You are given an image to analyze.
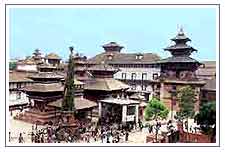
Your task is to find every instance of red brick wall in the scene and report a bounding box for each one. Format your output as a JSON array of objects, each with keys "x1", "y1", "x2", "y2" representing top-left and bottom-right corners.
[{"x1": 179, "y1": 132, "x2": 211, "y2": 143}]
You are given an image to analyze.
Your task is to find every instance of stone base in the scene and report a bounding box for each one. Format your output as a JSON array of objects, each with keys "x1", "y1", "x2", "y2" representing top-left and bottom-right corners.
[{"x1": 14, "y1": 109, "x2": 61, "y2": 125}]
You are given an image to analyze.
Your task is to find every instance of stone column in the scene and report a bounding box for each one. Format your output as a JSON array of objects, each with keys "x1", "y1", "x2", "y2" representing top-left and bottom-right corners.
[
  {"x1": 135, "y1": 105, "x2": 139, "y2": 124},
  {"x1": 98, "y1": 102, "x2": 102, "y2": 118},
  {"x1": 122, "y1": 105, "x2": 127, "y2": 124}
]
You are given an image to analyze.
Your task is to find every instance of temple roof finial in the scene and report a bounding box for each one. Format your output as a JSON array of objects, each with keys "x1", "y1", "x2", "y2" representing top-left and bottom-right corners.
[
  {"x1": 69, "y1": 46, "x2": 74, "y2": 54},
  {"x1": 178, "y1": 25, "x2": 184, "y2": 35}
]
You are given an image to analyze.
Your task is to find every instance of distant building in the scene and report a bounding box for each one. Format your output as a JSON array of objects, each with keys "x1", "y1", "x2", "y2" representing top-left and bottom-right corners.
[
  {"x1": 196, "y1": 61, "x2": 216, "y2": 80},
  {"x1": 88, "y1": 42, "x2": 161, "y2": 100},
  {"x1": 45, "y1": 53, "x2": 61, "y2": 66},
  {"x1": 201, "y1": 77, "x2": 216, "y2": 103},
  {"x1": 16, "y1": 49, "x2": 64, "y2": 72},
  {"x1": 16, "y1": 49, "x2": 44, "y2": 72},
  {"x1": 9, "y1": 71, "x2": 34, "y2": 111}
]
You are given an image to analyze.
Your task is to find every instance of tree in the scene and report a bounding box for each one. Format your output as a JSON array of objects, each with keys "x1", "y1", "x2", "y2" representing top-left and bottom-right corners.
[
  {"x1": 62, "y1": 46, "x2": 75, "y2": 112},
  {"x1": 144, "y1": 97, "x2": 169, "y2": 142},
  {"x1": 195, "y1": 102, "x2": 216, "y2": 142},
  {"x1": 9, "y1": 62, "x2": 17, "y2": 70},
  {"x1": 176, "y1": 85, "x2": 196, "y2": 142},
  {"x1": 144, "y1": 97, "x2": 169, "y2": 121}
]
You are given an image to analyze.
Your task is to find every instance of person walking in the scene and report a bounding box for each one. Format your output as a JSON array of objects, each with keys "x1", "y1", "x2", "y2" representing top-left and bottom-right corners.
[
  {"x1": 125, "y1": 131, "x2": 129, "y2": 142},
  {"x1": 18, "y1": 133, "x2": 24, "y2": 143},
  {"x1": 9, "y1": 132, "x2": 11, "y2": 142}
]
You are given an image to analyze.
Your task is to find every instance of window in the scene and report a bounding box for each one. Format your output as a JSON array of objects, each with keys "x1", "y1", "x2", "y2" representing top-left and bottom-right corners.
[
  {"x1": 122, "y1": 73, "x2": 127, "y2": 80},
  {"x1": 153, "y1": 73, "x2": 159, "y2": 80},
  {"x1": 17, "y1": 83, "x2": 21, "y2": 89},
  {"x1": 142, "y1": 73, "x2": 147, "y2": 80},
  {"x1": 127, "y1": 106, "x2": 136, "y2": 115},
  {"x1": 131, "y1": 73, "x2": 137, "y2": 80}
]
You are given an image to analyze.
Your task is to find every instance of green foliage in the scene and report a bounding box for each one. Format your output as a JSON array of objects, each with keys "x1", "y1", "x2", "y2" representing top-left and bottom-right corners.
[
  {"x1": 9, "y1": 62, "x2": 17, "y2": 70},
  {"x1": 195, "y1": 102, "x2": 216, "y2": 136},
  {"x1": 62, "y1": 47, "x2": 75, "y2": 112},
  {"x1": 144, "y1": 97, "x2": 169, "y2": 120},
  {"x1": 176, "y1": 86, "x2": 196, "y2": 120}
]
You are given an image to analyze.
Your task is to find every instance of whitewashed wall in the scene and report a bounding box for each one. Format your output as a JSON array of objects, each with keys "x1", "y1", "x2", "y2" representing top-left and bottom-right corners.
[
  {"x1": 114, "y1": 67, "x2": 160, "y2": 95},
  {"x1": 114, "y1": 67, "x2": 160, "y2": 81},
  {"x1": 16, "y1": 64, "x2": 37, "y2": 72},
  {"x1": 9, "y1": 91, "x2": 29, "y2": 104}
]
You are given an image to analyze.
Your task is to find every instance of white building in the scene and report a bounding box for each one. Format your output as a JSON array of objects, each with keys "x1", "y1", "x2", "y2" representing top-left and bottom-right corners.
[
  {"x1": 88, "y1": 42, "x2": 161, "y2": 100},
  {"x1": 9, "y1": 71, "x2": 34, "y2": 110}
]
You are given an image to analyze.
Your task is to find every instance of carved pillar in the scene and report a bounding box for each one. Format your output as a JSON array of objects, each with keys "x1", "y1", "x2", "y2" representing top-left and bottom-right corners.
[{"x1": 122, "y1": 105, "x2": 127, "y2": 124}]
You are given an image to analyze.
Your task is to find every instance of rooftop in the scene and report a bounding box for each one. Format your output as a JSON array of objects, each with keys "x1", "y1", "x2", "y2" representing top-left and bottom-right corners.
[
  {"x1": 100, "y1": 97, "x2": 140, "y2": 105},
  {"x1": 46, "y1": 53, "x2": 61, "y2": 60},
  {"x1": 102, "y1": 42, "x2": 124, "y2": 48},
  {"x1": 48, "y1": 97, "x2": 97, "y2": 110},
  {"x1": 171, "y1": 27, "x2": 191, "y2": 42},
  {"x1": 202, "y1": 78, "x2": 216, "y2": 91},
  {"x1": 28, "y1": 72, "x2": 64, "y2": 80},
  {"x1": 22, "y1": 83, "x2": 64, "y2": 92},
  {"x1": 157, "y1": 56, "x2": 201, "y2": 64},
  {"x1": 84, "y1": 78, "x2": 130, "y2": 91},
  {"x1": 88, "y1": 52, "x2": 160, "y2": 65},
  {"x1": 9, "y1": 71, "x2": 34, "y2": 83},
  {"x1": 87, "y1": 64, "x2": 119, "y2": 72}
]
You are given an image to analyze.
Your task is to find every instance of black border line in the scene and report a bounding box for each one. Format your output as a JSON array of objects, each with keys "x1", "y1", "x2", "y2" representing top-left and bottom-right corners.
[{"x1": 5, "y1": 3, "x2": 221, "y2": 148}]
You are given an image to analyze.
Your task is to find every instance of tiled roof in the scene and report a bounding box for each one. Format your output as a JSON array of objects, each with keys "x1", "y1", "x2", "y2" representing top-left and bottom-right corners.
[
  {"x1": 87, "y1": 64, "x2": 119, "y2": 72},
  {"x1": 9, "y1": 71, "x2": 34, "y2": 83},
  {"x1": 48, "y1": 97, "x2": 97, "y2": 110},
  {"x1": 28, "y1": 72, "x2": 64, "y2": 79},
  {"x1": 102, "y1": 42, "x2": 124, "y2": 48},
  {"x1": 202, "y1": 78, "x2": 216, "y2": 91},
  {"x1": 84, "y1": 78, "x2": 129, "y2": 91},
  {"x1": 164, "y1": 45, "x2": 197, "y2": 52},
  {"x1": 46, "y1": 53, "x2": 61, "y2": 59},
  {"x1": 202, "y1": 61, "x2": 216, "y2": 68},
  {"x1": 88, "y1": 52, "x2": 160, "y2": 64},
  {"x1": 196, "y1": 61, "x2": 216, "y2": 80},
  {"x1": 17, "y1": 58, "x2": 36, "y2": 65},
  {"x1": 157, "y1": 56, "x2": 201, "y2": 64},
  {"x1": 129, "y1": 93, "x2": 146, "y2": 101},
  {"x1": 22, "y1": 83, "x2": 64, "y2": 92}
]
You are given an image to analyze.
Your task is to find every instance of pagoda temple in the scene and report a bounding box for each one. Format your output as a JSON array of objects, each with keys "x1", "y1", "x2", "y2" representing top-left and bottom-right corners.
[
  {"x1": 15, "y1": 47, "x2": 97, "y2": 125},
  {"x1": 15, "y1": 70, "x2": 65, "y2": 124},
  {"x1": 84, "y1": 63, "x2": 140, "y2": 125},
  {"x1": 152, "y1": 28, "x2": 205, "y2": 117}
]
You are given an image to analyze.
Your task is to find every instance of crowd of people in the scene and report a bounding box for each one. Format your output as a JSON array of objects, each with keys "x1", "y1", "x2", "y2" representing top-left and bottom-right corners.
[
  {"x1": 10, "y1": 119, "x2": 150, "y2": 143},
  {"x1": 9, "y1": 117, "x2": 180, "y2": 143}
]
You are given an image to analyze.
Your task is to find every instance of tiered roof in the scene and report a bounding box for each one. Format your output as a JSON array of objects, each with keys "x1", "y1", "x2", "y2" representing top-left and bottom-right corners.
[
  {"x1": 28, "y1": 72, "x2": 64, "y2": 80},
  {"x1": 164, "y1": 28, "x2": 198, "y2": 57},
  {"x1": 102, "y1": 42, "x2": 124, "y2": 53},
  {"x1": 9, "y1": 71, "x2": 34, "y2": 83},
  {"x1": 46, "y1": 53, "x2": 61, "y2": 60},
  {"x1": 22, "y1": 83, "x2": 64, "y2": 92},
  {"x1": 84, "y1": 78, "x2": 129, "y2": 91},
  {"x1": 48, "y1": 97, "x2": 97, "y2": 110}
]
